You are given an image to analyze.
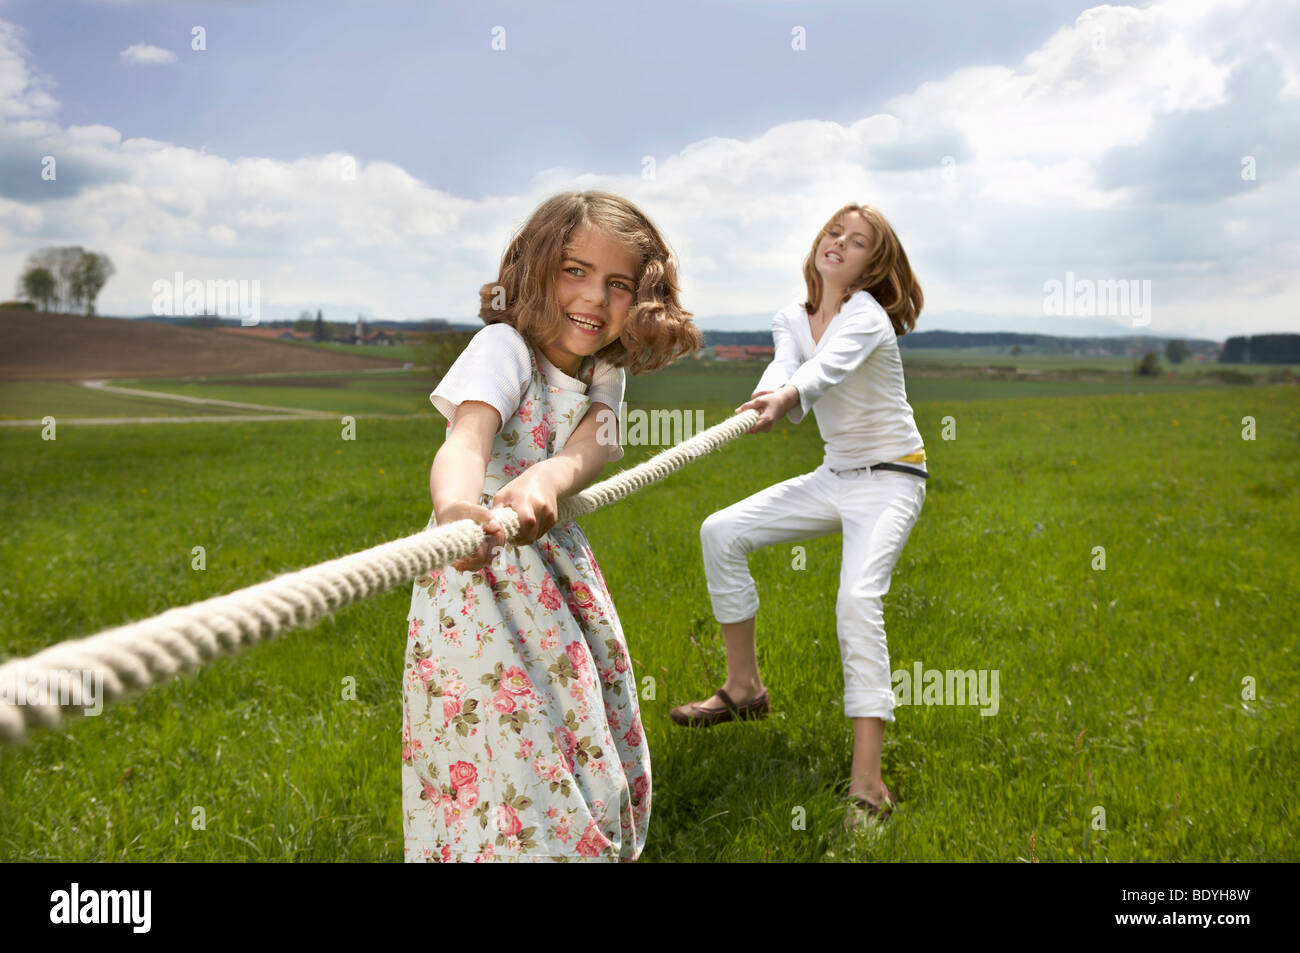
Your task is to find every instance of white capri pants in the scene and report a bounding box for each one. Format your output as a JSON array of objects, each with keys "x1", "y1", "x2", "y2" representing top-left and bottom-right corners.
[{"x1": 700, "y1": 462, "x2": 926, "y2": 721}]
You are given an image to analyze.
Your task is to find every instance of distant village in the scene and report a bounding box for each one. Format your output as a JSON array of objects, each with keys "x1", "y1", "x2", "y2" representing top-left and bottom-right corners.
[{"x1": 232, "y1": 318, "x2": 399, "y2": 347}]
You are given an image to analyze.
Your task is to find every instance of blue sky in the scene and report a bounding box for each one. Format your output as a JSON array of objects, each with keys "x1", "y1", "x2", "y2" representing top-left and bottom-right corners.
[
  {"x1": 1, "y1": 0, "x2": 1297, "y2": 338},
  {"x1": 8, "y1": 0, "x2": 1093, "y2": 201}
]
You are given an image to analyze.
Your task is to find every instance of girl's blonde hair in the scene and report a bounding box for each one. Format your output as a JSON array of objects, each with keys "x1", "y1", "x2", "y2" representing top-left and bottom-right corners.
[
  {"x1": 478, "y1": 190, "x2": 701, "y2": 374},
  {"x1": 801, "y1": 204, "x2": 923, "y2": 336}
]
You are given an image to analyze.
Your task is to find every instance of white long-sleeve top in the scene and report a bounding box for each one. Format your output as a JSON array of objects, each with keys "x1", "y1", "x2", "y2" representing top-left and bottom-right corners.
[{"x1": 751, "y1": 289, "x2": 924, "y2": 470}]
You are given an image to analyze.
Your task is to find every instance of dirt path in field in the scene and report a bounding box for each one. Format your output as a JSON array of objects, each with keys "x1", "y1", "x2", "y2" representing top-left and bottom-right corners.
[
  {"x1": 79, "y1": 378, "x2": 328, "y2": 415},
  {"x1": 0, "y1": 379, "x2": 427, "y2": 427},
  {"x1": 0, "y1": 412, "x2": 422, "y2": 427}
]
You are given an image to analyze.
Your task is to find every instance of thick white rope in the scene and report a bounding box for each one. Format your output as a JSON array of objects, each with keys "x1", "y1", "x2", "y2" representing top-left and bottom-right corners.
[{"x1": 0, "y1": 409, "x2": 760, "y2": 746}]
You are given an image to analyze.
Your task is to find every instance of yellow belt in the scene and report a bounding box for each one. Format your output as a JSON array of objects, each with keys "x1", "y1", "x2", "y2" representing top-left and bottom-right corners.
[{"x1": 895, "y1": 449, "x2": 926, "y2": 464}]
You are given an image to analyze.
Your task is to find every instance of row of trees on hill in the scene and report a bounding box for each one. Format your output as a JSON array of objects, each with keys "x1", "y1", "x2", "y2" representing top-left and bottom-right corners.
[
  {"x1": 1220, "y1": 335, "x2": 1300, "y2": 364},
  {"x1": 14, "y1": 246, "x2": 115, "y2": 315},
  {"x1": 897, "y1": 330, "x2": 1219, "y2": 357}
]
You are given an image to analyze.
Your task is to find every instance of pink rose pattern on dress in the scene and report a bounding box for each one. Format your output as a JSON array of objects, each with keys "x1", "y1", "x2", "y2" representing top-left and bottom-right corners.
[
  {"x1": 403, "y1": 345, "x2": 647, "y2": 863},
  {"x1": 538, "y1": 574, "x2": 563, "y2": 611}
]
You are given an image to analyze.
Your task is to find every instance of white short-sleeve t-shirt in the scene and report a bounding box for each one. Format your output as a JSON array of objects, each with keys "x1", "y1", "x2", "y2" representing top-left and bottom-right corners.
[{"x1": 430, "y1": 322, "x2": 625, "y2": 462}]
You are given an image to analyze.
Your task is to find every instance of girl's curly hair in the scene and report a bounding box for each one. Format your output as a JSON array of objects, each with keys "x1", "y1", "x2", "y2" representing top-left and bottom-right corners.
[{"x1": 478, "y1": 190, "x2": 701, "y2": 375}]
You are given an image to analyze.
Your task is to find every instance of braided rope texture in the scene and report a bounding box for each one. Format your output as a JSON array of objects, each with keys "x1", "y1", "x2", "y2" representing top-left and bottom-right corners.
[{"x1": 0, "y1": 409, "x2": 760, "y2": 746}]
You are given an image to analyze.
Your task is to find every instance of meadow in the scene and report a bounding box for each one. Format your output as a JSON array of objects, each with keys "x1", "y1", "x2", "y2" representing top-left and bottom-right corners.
[
  {"x1": 5, "y1": 351, "x2": 1286, "y2": 421},
  {"x1": 0, "y1": 381, "x2": 271, "y2": 420},
  {"x1": 0, "y1": 365, "x2": 1296, "y2": 862}
]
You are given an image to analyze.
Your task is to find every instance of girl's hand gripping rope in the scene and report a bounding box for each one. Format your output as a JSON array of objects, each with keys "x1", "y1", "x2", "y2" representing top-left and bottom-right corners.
[
  {"x1": 492, "y1": 467, "x2": 560, "y2": 546},
  {"x1": 734, "y1": 385, "x2": 799, "y2": 433},
  {"x1": 438, "y1": 500, "x2": 508, "y2": 573}
]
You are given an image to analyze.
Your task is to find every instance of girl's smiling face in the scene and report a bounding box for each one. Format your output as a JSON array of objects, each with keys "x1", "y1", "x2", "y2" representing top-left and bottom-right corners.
[
  {"x1": 545, "y1": 223, "x2": 639, "y2": 377},
  {"x1": 814, "y1": 210, "x2": 875, "y2": 287}
]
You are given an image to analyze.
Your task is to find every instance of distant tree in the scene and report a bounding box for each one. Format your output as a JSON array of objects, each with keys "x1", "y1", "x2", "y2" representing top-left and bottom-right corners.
[
  {"x1": 414, "y1": 330, "x2": 476, "y2": 377},
  {"x1": 1010, "y1": 345, "x2": 1023, "y2": 356},
  {"x1": 19, "y1": 266, "x2": 55, "y2": 311},
  {"x1": 1165, "y1": 339, "x2": 1190, "y2": 364},
  {"x1": 312, "y1": 308, "x2": 332, "y2": 342},
  {"x1": 20, "y1": 246, "x2": 113, "y2": 313},
  {"x1": 294, "y1": 309, "x2": 314, "y2": 333},
  {"x1": 22, "y1": 247, "x2": 79, "y2": 311},
  {"x1": 1134, "y1": 352, "x2": 1162, "y2": 376},
  {"x1": 69, "y1": 251, "x2": 114, "y2": 315},
  {"x1": 52, "y1": 247, "x2": 86, "y2": 311}
]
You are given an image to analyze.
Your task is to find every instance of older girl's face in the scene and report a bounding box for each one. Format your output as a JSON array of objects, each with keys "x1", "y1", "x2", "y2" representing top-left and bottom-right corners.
[
  {"x1": 545, "y1": 223, "x2": 638, "y2": 378},
  {"x1": 814, "y1": 210, "x2": 875, "y2": 287}
]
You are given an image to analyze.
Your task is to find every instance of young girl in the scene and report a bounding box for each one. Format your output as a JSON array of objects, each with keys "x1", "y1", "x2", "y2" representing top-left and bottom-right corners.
[
  {"x1": 669, "y1": 203, "x2": 926, "y2": 831},
  {"x1": 403, "y1": 190, "x2": 701, "y2": 862}
]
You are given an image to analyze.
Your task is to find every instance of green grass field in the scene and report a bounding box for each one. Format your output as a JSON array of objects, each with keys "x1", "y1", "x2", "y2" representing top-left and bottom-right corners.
[
  {"x1": 0, "y1": 382, "x2": 282, "y2": 420},
  {"x1": 0, "y1": 371, "x2": 1296, "y2": 862},
  {"x1": 3, "y1": 355, "x2": 1285, "y2": 423},
  {"x1": 118, "y1": 370, "x2": 439, "y2": 417},
  {"x1": 261, "y1": 337, "x2": 423, "y2": 365}
]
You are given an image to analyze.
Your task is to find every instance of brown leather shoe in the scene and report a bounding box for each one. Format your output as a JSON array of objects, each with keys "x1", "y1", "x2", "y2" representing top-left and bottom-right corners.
[
  {"x1": 844, "y1": 784, "x2": 896, "y2": 831},
  {"x1": 669, "y1": 687, "x2": 770, "y2": 727}
]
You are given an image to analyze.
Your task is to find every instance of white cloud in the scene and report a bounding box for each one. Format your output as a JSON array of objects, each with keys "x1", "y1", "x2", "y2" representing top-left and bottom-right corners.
[
  {"x1": 0, "y1": 20, "x2": 57, "y2": 118},
  {"x1": 120, "y1": 43, "x2": 176, "y2": 66},
  {"x1": 0, "y1": 1, "x2": 1297, "y2": 339}
]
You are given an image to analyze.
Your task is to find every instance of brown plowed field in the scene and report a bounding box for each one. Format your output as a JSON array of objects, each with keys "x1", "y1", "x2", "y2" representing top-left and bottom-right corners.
[{"x1": 0, "y1": 310, "x2": 407, "y2": 381}]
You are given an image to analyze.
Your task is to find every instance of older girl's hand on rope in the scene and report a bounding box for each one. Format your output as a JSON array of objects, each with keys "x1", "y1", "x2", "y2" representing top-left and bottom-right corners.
[
  {"x1": 437, "y1": 500, "x2": 507, "y2": 573},
  {"x1": 492, "y1": 466, "x2": 560, "y2": 546},
  {"x1": 735, "y1": 385, "x2": 800, "y2": 433}
]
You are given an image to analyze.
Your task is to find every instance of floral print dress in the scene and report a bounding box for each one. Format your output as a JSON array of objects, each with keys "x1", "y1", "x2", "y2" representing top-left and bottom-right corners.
[{"x1": 402, "y1": 345, "x2": 650, "y2": 862}]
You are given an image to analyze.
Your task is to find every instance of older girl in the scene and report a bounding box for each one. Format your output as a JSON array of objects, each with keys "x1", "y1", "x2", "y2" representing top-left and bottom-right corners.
[{"x1": 670, "y1": 203, "x2": 926, "y2": 831}]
